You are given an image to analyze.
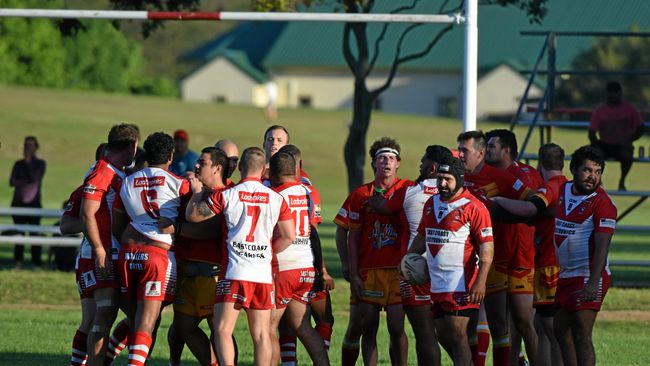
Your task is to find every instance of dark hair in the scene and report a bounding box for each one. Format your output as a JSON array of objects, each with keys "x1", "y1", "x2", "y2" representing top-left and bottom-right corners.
[
  {"x1": 369, "y1": 137, "x2": 401, "y2": 161},
  {"x1": 486, "y1": 129, "x2": 518, "y2": 160},
  {"x1": 425, "y1": 145, "x2": 453, "y2": 163},
  {"x1": 95, "y1": 143, "x2": 107, "y2": 161},
  {"x1": 457, "y1": 130, "x2": 486, "y2": 150},
  {"x1": 278, "y1": 144, "x2": 302, "y2": 161},
  {"x1": 263, "y1": 125, "x2": 290, "y2": 143},
  {"x1": 240, "y1": 146, "x2": 266, "y2": 171},
  {"x1": 606, "y1": 81, "x2": 622, "y2": 93},
  {"x1": 270, "y1": 152, "x2": 296, "y2": 178},
  {"x1": 24, "y1": 136, "x2": 39, "y2": 149},
  {"x1": 201, "y1": 146, "x2": 229, "y2": 184},
  {"x1": 539, "y1": 143, "x2": 564, "y2": 171},
  {"x1": 107, "y1": 124, "x2": 139, "y2": 151},
  {"x1": 570, "y1": 145, "x2": 605, "y2": 173},
  {"x1": 143, "y1": 132, "x2": 175, "y2": 165}
]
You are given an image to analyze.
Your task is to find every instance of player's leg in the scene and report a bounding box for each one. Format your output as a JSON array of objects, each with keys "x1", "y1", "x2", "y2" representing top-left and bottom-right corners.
[
  {"x1": 538, "y1": 311, "x2": 562, "y2": 366},
  {"x1": 87, "y1": 287, "x2": 120, "y2": 366},
  {"x1": 405, "y1": 304, "x2": 440, "y2": 365},
  {"x1": 175, "y1": 311, "x2": 213, "y2": 365},
  {"x1": 360, "y1": 302, "x2": 381, "y2": 365},
  {"x1": 553, "y1": 308, "x2": 577, "y2": 366},
  {"x1": 341, "y1": 302, "x2": 363, "y2": 366},
  {"x1": 442, "y1": 314, "x2": 473, "y2": 366},
  {"x1": 270, "y1": 306, "x2": 287, "y2": 365},
  {"x1": 127, "y1": 299, "x2": 163, "y2": 366},
  {"x1": 247, "y1": 308, "x2": 273, "y2": 366},
  {"x1": 534, "y1": 312, "x2": 552, "y2": 366},
  {"x1": 310, "y1": 291, "x2": 334, "y2": 351},
  {"x1": 213, "y1": 302, "x2": 240, "y2": 366},
  {"x1": 284, "y1": 299, "x2": 329, "y2": 366},
  {"x1": 617, "y1": 144, "x2": 634, "y2": 190},
  {"x1": 104, "y1": 317, "x2": 131, "y2": 365},
  {"x1": 569, "y1": 310, "x2": 598, "y2": 366},
  {"x1": 386, "y1": 304, "x2": 408, "y2": 366},
  {"x1": 484, "y1": 290, "x2": 510, "y2": 366},
  {"x1": 470, "y1": 305, "x2": 490, "y2": 366},
  {"x1": 508, "y1": 292, "x2": 538, "y2": 365},
  {"x1": 71, "y1": 297, "x2": 96, "y2": 366}
]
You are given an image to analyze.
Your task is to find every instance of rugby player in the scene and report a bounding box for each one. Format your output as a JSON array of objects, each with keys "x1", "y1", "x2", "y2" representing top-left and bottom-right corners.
[
  {"x1": 409, "y1": 156, "x2": 494, "y2": 366},
  {"x1": 80, "y1": 124, "x2": 139, "y2": 366},
  {"x1": 215, "y1": 139, "x2": 239, "y2": 184},
  {"x1": 262, "y1": 125, "x2": 311, "y2": 185},
  {"x1": 112, "y1": 132, "x2": 190, "y2": 366},
  {"x1": 186, "y1": 147, "x2": 296, "y2": 366}
]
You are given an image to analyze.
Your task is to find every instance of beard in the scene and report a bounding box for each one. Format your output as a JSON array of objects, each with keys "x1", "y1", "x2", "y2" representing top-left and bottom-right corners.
[
  {"x1": 573, "y1": 179, "x2": 599, "y2": 195},
  {"x1": 439, "y1": 188, "x2": 454, "y2": 201}
]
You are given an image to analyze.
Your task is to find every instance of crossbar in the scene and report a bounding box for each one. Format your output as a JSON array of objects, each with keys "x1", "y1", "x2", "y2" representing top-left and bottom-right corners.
[
  {"x1": 0, "y1": 207, "x2": 64, "y2": 218},
  {"x1": 0, "y1": 9, "x2": 464, "y2": 24},
  {"x1": 0, "y1": 235, "x2": 81, "y2": 247},
  {"x1": 0, "y1": 224, "x2": 63, "y2": 235}
]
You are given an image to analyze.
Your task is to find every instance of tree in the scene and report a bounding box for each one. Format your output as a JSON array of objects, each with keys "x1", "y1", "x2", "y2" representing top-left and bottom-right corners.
[
  {"x1": 556, "y1": 25, "x2": 650, "y2": 108},
  {"x1": 115, "y1": 0, "x2": 549, "y2": 191}
]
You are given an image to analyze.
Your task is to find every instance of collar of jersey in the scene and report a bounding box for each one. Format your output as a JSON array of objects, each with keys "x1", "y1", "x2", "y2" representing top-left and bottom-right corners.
[
  {"x1": 273, "y1": 180, "x2": 302, "y2": 191},
  {"x1": 238, "y1": 177, "x2": 262, "y2": 184}
]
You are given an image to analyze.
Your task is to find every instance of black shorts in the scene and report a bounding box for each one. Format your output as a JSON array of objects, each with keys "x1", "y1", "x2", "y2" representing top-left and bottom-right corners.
[{"x1": 597, "y1": 142, "x2": 633, "y2": 161}]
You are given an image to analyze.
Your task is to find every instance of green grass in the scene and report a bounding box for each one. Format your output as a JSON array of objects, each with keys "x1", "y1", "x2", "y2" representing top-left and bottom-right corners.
[{"x1": 1, "y1": 85, "x2": 650, "y2": 364}]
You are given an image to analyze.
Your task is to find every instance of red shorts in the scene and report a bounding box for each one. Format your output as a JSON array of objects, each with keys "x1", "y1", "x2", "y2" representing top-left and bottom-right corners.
[
  {"x1": 275, "y1": 267, "x2": 316, "y2": 309},
  {"x1": 400, "y1": 278, "x2": 431, "y2": 307},
  {"x1": 76, "y1": 257, "x2": 119, "y2": 299},
  {"x1": 310, "y1": 289, "x2": 328, "y2": 303},
  {"x1": 215, "y1": 279, "x2": 274, "y2": 310},
  {"x1": 430, "y1": 291, "x2": 480, "y2": 315},
  {"x1": 119, "y1": 244, "x2": 177, "y2": 303},
  {"x1": 555, "y1": 274, "x2": 611, "y2": 312}
]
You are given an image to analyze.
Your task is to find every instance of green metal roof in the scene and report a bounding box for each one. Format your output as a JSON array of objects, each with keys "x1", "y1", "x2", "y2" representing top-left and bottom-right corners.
[{"x1": 183, "y1": 0, "x2": 650, "y2": 81}]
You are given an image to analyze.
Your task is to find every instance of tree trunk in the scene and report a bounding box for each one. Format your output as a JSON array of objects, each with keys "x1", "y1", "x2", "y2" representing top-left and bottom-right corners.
[{"x1": 344, "y1": 79, "x2": 374, "y2": 192}]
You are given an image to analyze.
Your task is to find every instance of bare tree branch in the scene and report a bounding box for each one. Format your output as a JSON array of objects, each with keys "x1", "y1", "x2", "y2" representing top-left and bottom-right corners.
[
  {"x1": 440, "y1": 0, "x2": 464, "y2": 13},
  {"x1": 342, "y1": 23, "x2": 358, "y2": 76},
  {"x1": 371, "y1": 23, "x2": 453, "y2": 98},
  {"x1": 366, "y1": 0, "x2": 421, "y2": 77}
]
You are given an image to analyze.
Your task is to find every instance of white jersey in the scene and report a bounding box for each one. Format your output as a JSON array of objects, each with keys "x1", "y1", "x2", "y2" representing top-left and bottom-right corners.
[
  {"x1": 206, "y1": 177, "x2": 291, "y2": 284},
  {"x1": 386, "y1": 178, "x2": 437, "y2": 249},
  {"x1": 274, "y1": 181, "x2": 315, "y2": 272},
  {"x1": 118, "y1": 167, "x2": 189, "y2": 245}
]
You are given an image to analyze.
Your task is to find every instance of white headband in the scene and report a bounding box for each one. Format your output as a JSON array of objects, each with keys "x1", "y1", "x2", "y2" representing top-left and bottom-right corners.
[{"x1": 374, "y1": 147, "x2": 399, "y2": 158}]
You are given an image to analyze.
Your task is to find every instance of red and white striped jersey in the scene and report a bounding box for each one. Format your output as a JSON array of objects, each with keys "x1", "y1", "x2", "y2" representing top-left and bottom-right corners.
[
  {"x1": 418, "y1": 189, "x2": 493, "y2": 294},
  {"x1": 116, "y1": 167, "x2": 190, "y2": 245},
  {"x1": 386, "y1": 178, "x2": 438, "y2": 249},
  {"x1": 206, "y1": 177, "x2": 292, "y2": 284},
  {"x1": 273, "y1": 181, "x2": 315, "y2": 272},
  {"x1": 81, "y1": 157, "x2": 125, "y2": 260},
  {"x1": 554, "y1": 183, "x2": 617, "y2": 278}
]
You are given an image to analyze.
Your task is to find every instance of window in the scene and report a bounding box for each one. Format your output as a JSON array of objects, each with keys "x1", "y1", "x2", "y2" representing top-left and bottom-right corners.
[
  {"x1": 298, "y1": 95, "x2": 312, "y2": 108},
  {"x1": 213, "y1": 95, "x2": 227, "y2": 103},
  {"x1": 438, "y1": 96, "x2": 458, "y2": 118}
]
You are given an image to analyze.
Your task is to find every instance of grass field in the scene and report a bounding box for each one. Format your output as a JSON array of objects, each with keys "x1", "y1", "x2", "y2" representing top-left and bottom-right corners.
[{"x1": 0, "y1": 85, "x2": 650, "y2": 365}]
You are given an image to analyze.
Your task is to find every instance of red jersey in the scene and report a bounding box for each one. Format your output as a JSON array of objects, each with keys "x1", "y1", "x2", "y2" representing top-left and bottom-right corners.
[
  {"x1": 554, "y1": 183, "x2": 617, "y2": 279},
  {"x1": 464, "y1": 163, "x2": 530, "y2": 266},
  {"x1": 417, "y1": 189, "x2": 493, "y2": 294},
  {"x1": 342, "y1": 178, "x2": 413, "y2": 270},
  {"x1": 63, "y1": 185, "x2": 84, "y2": 218},
  {"x1": 503, "y1": 161, "x2": 543, "y2": 269},
  {"x1": 183, "y1": 187, "x2": 227, "y2": 265},
  {"x1": 589, "y1": 102, "x2": 643, "y2": 145},
  {"x1": 532, "y1": 175, "x2": 568, "y2": 268},
  {"x1": 81, "y1": 157, "x2": 125, "y2": 260}
]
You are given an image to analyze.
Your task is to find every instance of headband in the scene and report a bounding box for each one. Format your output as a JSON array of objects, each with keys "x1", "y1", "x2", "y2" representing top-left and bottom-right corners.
[{"x1": 374, "y1": 147, "x2": 399, "y2": 158}]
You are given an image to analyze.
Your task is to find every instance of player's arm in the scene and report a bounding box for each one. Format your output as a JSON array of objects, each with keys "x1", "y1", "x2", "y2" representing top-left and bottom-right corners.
[
  {"x1": 582, "y1": 203, "x2": 616, "y2": 301},
  {"x1": 273, "y1": 217, "x2": 296, "y2": 253},
  {"x1": 60, "y1": 215, "x2": 84, "y2": 235},
  {"x1": 470, "y1": 241, "x2": 494, "y2": 304},
  {"x1": 335, "y1": 225, "x2": 350, "y2": 281},
  {"x1": 408, "y1": 233, "x2": 426, "y2": 255},
  {"x1": 186, "y1": 177, "x2": 217, "y2": 222},
  {"x1": 177, "y1": 217, "x2": 220, "y2": 239},
  {"x1": 347, "y1": 226, "x2": 363, "y2": 300},
  {"x1": 81, "y1": 198, "x2": 110, "y2": 274},
  {"x1": 111, "y1": 195, "x2": 129, "y2": 243},
  {"x1": 310, "y1": 224, "x2": 324, "y2": 277}
]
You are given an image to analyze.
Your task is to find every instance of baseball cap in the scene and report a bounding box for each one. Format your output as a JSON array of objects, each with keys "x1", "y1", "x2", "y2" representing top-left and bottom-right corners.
[{"x1": 174, "y1": 129, "x2": 189, "y2": 141}]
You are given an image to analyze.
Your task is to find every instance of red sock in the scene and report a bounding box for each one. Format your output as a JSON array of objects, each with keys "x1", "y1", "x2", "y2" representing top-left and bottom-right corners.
[
  {"x1": 341, "y1": 343, "x2": 360, "y2": 366},
  {"x1": 471, "y1": 322, "x2": 490, "y2": 366},
  {"x1": 104, "y1": 319, "x2": 130, "y2": 365},
  {"x1": 127, "y1": 331, "x2": 152, "y2": 366},
  {"x1": 70, "y1": 329, "x2": 88, "y2": 366},
  {"x1": 315, "y1": 323, "x2": 333, "y2": 351},
  {"x1": 492, "y1": 334, "x2": 510, "y2": 366},
  {"x1": 279, "y1": 335, "x2": 297, "y2": 366}
]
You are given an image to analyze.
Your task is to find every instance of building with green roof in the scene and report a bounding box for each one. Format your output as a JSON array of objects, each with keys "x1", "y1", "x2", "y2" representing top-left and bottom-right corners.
[{"x1": 179, "y1": 0, "x2": 649, "y2": 118}]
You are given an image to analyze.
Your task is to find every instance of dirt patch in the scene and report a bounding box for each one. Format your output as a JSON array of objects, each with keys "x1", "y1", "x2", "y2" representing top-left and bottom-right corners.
[{"x1": 598, "y1": 310, "x2": 650, "y2": 322}]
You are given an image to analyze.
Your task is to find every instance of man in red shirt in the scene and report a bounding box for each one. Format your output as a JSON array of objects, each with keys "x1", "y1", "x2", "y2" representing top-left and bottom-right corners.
[
  {"x1": 486, "y1": 129, "x2": 542, "y2": 365},
  {"x1": 409, "y1": 156, "x2": 494, "y2": 366},
  {"x1": 345, "y1": 137, "x2": 412, "y2": 365},
  {"x1": 457, "y1": 130, "x2": 530, "y2": 366},
  {"x1": 588, "y1": 81, "x2": 645, "y2": 190}
]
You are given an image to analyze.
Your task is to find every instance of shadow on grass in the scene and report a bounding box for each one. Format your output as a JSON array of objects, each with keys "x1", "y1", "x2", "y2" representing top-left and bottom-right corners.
[{"x1": 0, "y1": 353, "x2": 258, "y2": 366}]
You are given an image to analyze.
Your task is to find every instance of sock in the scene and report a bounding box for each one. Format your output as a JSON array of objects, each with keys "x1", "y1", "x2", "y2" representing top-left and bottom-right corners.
[
  {"x1": 315, "y1": 323, "x2": 333, "y2": 351},
  {"x1": 279, "y1": 335, "x2": 297, "y2": 366},
  {"x1": 105, "y1": 319, "x2": 130, "y2": 365},
  {"x1": 492, "y1": 334, "x2": 510, "y2": 366},
  {"x1": 471, "y1": 322, "x2": 490, "y2": 366},
  {"x1": 70, "y1": 329, "x2": 88, "y2": 366},
  {"x1": 127, "y1": 331, "x2": 152, "y2": 366},
  {"x1": 341, "y1": 341, "x2": 360, "y2": 366}
]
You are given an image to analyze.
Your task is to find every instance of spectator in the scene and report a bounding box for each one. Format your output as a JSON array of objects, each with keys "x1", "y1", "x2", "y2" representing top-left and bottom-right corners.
[
  {"x1": 9, "y1": 136, "x2": 46, "y2": 269},
  {"x1": 169, "y1": 129, "x2": 198, "y2": 177},
  {"x1": 588, "y1": 81, "x2": 645, "y2": 190}
]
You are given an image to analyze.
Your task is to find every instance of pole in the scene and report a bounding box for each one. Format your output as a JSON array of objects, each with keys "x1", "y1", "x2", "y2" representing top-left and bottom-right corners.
[{"x1": 462, "y1": 0, "x2": 478, "y2": 132}]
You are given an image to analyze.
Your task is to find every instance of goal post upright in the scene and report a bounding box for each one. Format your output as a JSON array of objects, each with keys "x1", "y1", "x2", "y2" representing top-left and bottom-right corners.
[{"x1": 0, "y1": 6, "x2": 478, "y2": 132}]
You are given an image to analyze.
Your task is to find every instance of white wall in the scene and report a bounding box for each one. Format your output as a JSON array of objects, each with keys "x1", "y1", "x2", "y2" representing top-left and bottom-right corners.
[
  {"x1": 180, "y1": 58, "x2": 258, "y2": 104},
  {"x1": 477, "y1": 64, "x2": 542, "y2": 117}
]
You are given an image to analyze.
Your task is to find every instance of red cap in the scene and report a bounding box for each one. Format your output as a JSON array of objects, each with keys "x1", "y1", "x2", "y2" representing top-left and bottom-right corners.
[{"x1": 173, "y1": 129, "x2": 189, "y2": 141}]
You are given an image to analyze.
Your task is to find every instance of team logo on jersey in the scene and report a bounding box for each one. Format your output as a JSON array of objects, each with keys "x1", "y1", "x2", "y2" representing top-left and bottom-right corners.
[
  {"x1": 288, "y1": 195, "x2": 308, "y2": 207},
  {"x1": 134, "y1": 176, "x2": 166, "y2": 187},
  {"x1": 424, "y1": 186, "x2": 438, "y2": 195},
  {"x1": 145, "y1": 281, "x2": 161, "y2": 297},
  {"x1": 338, "y1": 208, "x2": 348, "y2": 218},
  {"x1": 83, "y1": 270, "x2": 96, "y2": 287},
  {"x1": 83, "y1": 184, "x2": 97, "y2": 194},
  {"x1": 372, "y1": 223, "x2": 397, "y2": 248},
  {"x1": 513, "y1": 180, "x2": 524, "y2": 191},
  {"x1": 64, "y1": 201, "x2": 74, "y2": 212},
  {"x1": 313, "y1": 204, "x2": 322, "y2": 218},
  {"x1": 537, "y1": 188, "x2": 547, "y2": 195},
  {"x1": 349, "y1": 211, "x2": 360, "y2": 221},
  {"x1": 481, "y1": 227, "x2": 493, "y2": 238},
  {"x1": 599, "y1": 218, "x2": 616, "y2": 229},
  {"x1": 239, "y1": 191, "x2": 269, "y2": 204}
]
